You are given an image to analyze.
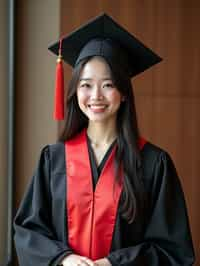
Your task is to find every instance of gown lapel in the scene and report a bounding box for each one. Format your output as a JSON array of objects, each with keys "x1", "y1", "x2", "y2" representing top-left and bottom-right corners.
[
  {"x1": 65, "y1": 129, "x2": 147, "y2": 260},
  {"x1": 65, "y1": 129, "x2": 123, "y2": 260}
]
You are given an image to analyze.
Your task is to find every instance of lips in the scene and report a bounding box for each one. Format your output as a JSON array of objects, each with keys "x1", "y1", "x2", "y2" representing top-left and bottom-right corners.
[{"x1": 88, "y1": 104, "x2": 108, "y2": 112}]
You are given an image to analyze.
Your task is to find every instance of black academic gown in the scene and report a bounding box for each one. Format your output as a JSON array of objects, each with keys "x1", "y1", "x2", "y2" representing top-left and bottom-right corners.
[{"x1": 14, "y1": 140, "x2": 195, "y2": 266}]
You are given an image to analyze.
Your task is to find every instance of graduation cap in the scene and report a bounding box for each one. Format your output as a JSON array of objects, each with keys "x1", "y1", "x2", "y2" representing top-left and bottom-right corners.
[{"x1": 48, "y1": 13, "x2": 162, "y2": 120}]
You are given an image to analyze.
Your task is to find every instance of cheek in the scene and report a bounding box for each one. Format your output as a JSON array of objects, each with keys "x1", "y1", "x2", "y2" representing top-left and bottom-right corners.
[
  {"x1": 77, "y1": 90, "x2": 88, "y2": 105},
  {"x1": 107, "y1": 91, "x2": 122, "y2": 104}
]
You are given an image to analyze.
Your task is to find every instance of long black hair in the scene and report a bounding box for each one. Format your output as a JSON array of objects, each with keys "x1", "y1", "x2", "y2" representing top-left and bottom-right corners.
[{"x1": 59, "y1": 56, "x2": 147, "y2": 223}]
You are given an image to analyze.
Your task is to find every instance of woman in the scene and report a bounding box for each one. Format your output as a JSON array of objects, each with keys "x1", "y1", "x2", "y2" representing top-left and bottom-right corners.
[{"x1": 14, "y1": 14, "x2": 195, "y2": 266}]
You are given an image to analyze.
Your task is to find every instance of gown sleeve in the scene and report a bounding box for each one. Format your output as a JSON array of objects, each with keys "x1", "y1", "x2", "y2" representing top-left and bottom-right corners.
[
  {"x1": 13, "y1": 146, "x2": 73, "y2": 266},
  {"x1": 107, "y1": 151, "x2": 195, "y2": 266}
]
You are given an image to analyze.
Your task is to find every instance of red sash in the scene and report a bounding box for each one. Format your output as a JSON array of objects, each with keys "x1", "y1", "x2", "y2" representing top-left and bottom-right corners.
[{"x1": 65, "y1": 129, "x2": 146, "y2": 260}]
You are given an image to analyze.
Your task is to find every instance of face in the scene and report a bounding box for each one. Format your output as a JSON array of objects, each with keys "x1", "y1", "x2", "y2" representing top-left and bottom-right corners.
[{"x1": 77, "y1": 57, "x2": 123, "y2": 124}]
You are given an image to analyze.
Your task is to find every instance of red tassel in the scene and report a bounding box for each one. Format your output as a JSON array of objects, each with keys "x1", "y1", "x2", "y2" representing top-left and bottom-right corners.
[{"x1": 54, "y1": 39, "x2": 64, "y2": 120}]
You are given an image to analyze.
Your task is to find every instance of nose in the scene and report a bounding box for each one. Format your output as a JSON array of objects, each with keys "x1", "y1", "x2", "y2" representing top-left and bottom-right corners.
[{"x1": 91, "y1": 85, "x2": 103, "y2": 100}]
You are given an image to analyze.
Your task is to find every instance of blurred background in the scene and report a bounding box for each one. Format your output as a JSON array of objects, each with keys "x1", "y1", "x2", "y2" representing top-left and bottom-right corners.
[{"x1": 0, "y1": 0, "x2": 199, "y2": 265}]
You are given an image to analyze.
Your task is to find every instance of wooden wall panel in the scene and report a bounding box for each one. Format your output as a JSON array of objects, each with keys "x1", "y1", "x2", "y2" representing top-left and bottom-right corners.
[{"x1": 61, "y1": 1, "x2": 200, "y2": 265}]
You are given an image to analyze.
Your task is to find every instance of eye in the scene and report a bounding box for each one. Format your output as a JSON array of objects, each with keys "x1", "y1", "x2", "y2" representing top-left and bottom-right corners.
[
  {"x1": 103, "y1": 83, "x2": 114, "y2": 88},
  {"x1": 80, "y1": 83, "x2": 91, "y2": 88}
]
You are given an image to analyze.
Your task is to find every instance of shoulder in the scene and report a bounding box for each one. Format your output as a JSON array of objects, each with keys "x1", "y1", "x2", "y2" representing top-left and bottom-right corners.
[
  {"x1": 43, "y1": 141, "x2": 63, "y2": 150},
  {"x1": 141, "y1": 139, "x2": 164, "y2": 156},
  {"x1": 38, "y1": 142, "x2": 65, "y2": 159},
  {"x1": 141, "y1": 140, "x2": 172, "y2": 166},
  {"x1": 38, "y1": 142, "x2": 65, "y2": 175},
  {"x1": 140, "y1": 140, "x2": 178, "y2": 187},
  {"x1": 40, "y1": 141, "x2": 64, "y2": 154},
  {"x1": 48, "y1": 142, "x2": 65, "y2": 155}
]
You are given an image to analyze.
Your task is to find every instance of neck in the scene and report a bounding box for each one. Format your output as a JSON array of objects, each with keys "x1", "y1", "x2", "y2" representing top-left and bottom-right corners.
[{"x1": 87, "y1": 121, "x2": 117, "y2": 146}]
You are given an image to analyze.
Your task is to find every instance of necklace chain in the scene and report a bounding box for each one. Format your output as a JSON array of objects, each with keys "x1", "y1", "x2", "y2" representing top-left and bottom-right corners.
[{"x1": 88, "y1": 136, "x2": 117, "y2": 148}]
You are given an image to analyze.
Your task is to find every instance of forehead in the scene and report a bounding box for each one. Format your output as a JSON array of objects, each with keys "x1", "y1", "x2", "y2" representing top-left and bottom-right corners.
[{"x1": 80, "y1": 56, "x2": 112, "y2": 79}]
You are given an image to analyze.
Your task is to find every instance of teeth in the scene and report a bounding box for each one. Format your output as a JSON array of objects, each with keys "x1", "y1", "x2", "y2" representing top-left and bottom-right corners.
[{"x1": 88, "y1": 104, "x2": 107, "y2": 108}]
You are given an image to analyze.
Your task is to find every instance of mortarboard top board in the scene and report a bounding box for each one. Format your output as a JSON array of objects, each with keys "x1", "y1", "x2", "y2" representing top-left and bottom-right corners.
[{"x1": 48, "y1": 13, "x2": 162, "y2": 78}]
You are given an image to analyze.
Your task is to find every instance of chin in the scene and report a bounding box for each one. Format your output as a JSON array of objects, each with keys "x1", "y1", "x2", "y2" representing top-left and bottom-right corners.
[
  {"x1": 88, "y1": 117, "x2": 107, "y2": 123},
  {"x1": 88, "y1": 115, "x2": 117, "y2": 124}
]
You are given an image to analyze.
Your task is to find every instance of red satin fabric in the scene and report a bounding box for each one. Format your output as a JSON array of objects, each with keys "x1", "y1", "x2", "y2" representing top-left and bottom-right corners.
[
  {"x1": 54, "y1": 59, "x2": 64, "y2": 120},
  {"x1": 65, "y1": 129, "x2": 146, "y2": 260}
]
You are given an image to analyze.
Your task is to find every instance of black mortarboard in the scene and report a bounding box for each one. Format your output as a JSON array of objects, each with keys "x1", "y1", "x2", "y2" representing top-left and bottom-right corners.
[
  {"x1": 49, "y1": 13, "x2": 162, "y2": 77},
  {"x1": 48, "y1": 13, "x2": 162, "y2": 120}
]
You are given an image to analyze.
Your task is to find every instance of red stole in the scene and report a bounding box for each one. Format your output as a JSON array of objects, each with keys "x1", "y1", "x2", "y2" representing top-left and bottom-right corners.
[{"x1": 65, "y1": 129, "x2": 146, "y2": 260}]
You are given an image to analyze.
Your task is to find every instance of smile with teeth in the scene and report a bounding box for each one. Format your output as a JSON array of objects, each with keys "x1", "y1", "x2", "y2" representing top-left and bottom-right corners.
[{"x1": 88, "y1": 104, "x2": 108, "y2": 112}]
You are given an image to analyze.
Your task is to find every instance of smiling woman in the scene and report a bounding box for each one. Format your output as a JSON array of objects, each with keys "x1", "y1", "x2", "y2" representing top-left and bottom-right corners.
[
  {"x1": 77, "y1": 56, "x2": 122, "y2": 125},
  {"x1": 13, "y1": 14, "x2": 195, "y2": 266}
]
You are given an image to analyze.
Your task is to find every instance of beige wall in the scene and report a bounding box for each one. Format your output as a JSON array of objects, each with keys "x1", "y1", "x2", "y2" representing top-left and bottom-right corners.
[
  {"x1": 0, "y1": 0, "x2": 8, "y2": 264},
  {"x1": 13, "y1": 1, "x2": 60, "y2": 265},
  {"x1": 15, "y1": 0, "x2": 60, "y2": 208}
]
